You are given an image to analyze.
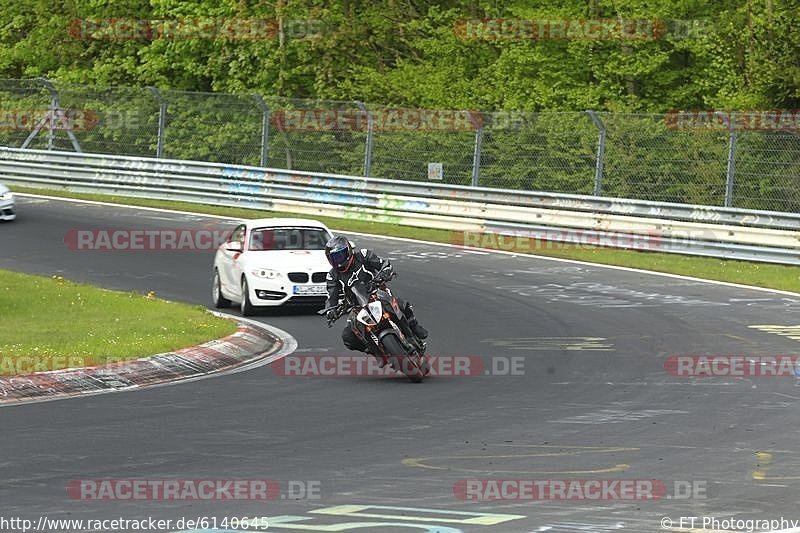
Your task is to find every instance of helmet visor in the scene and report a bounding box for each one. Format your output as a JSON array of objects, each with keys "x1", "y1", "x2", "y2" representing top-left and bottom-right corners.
[{"x1": 328, "y1": 247, "x2": 351, "y2": 268}]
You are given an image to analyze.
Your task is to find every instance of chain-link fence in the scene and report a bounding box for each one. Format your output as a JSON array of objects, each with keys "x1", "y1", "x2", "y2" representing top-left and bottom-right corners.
[{"x1": 1, "y1": 78, "x2": 798, "y2": 212}]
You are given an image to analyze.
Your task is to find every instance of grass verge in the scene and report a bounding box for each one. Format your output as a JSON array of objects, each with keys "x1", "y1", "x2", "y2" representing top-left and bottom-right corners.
[
  {"x1": 11, "y1": 185, "x2": 800, "y2": 294},
  {"x1": 0, "y1": 269, "x2": 238, "y2": 376}
]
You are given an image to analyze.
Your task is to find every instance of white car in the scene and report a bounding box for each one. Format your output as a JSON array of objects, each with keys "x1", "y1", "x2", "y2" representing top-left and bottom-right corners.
[
  {"x1": 212, "y1": 218, "x2": 335, "y2": 315},
  {"x1": 0, "y1": 183, "x2": 15, "y2": 221}
]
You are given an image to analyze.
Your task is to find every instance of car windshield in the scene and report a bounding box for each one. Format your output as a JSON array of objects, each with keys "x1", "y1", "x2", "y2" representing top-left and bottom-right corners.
[{"x1": 249, "y1": 227, "x2": 330, "y2": 251}]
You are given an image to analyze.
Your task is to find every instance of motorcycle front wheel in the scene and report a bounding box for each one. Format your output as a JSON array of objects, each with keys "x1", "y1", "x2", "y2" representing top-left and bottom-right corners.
[{"x1": 382, "y1": 334, "x2": 424, "y2": 383}]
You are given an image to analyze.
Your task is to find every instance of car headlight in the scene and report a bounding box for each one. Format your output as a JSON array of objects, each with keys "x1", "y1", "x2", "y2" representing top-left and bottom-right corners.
[
  {"x1": 251, "y1": 269, "x2": 282, "y2": 279},
  {"x1": 0, "y1": 192, "x2": 12, "y2": 201}
]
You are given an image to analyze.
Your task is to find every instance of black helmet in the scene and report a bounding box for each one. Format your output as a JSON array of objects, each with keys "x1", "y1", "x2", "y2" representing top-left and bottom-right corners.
[{"x1": 325, "y1": 235, "x2": 354, "y2": 271}]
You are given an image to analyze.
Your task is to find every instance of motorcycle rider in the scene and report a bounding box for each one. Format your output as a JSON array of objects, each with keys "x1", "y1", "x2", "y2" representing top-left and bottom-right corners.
[{"x1": 323, "y1": 235, "x2": 428, "y2": 353}]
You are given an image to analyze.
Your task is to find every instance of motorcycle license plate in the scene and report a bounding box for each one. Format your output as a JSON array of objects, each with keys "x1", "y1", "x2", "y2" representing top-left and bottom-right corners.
[{"x1": 293, "y1": 284, "x2": 327, "y2": 295}]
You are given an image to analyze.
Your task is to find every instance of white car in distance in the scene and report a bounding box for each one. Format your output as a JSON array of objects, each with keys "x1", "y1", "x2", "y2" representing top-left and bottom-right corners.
[
  {"x1": 212, "y1": 218, "x2": 335, "y2": 315},
  {"x1": 0, "y1": 183, "x2": 16, "y2": 221}
]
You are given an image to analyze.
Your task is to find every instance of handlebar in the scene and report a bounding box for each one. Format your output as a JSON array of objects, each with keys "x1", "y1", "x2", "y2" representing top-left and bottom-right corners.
[
  {"x1": 318, "y1": 304, "x2": 351, "y2": 327},
  {"x1": 367, "y1": 270, "x2": 396, "y2": 292},
  {"x1": 376, "y1": 270, "x2": 397, "y2": 284},
  {"x1": 318, "y1": 270, "x2": 398, "y2": 327}
]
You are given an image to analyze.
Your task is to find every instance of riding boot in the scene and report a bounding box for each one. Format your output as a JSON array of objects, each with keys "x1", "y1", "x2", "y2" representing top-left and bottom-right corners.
[{"x1": 404, "y1": 303, "x2": 428, "y2": 339}]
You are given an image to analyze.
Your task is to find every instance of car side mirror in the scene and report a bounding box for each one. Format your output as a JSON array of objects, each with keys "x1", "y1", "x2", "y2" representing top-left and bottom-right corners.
[{"x1": 226, "y1": 241, "x2": 243, "y2": 252}]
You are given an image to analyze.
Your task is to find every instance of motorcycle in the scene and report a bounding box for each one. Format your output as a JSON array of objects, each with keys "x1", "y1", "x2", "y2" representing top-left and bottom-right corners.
[{"x1": 319, "y1": 272, "x2": 430, "y2": 383}]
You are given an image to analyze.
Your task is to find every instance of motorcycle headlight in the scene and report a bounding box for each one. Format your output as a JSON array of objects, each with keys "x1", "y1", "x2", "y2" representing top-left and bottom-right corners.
[
  {"x1": 357, "y1": 308, "x2": 376, "y2": 326},
  {"x1": 356, "y1": 302, "x2": 383, "y2": 326},
  {"x1": 0, "y1": 192, "x2": 12, "y2": 201},
  {"x1": 251, "y1": 269, "x2": 281, "y2": 279},
  {"x1": 367, "y1": 301, "x2": 383, "y2": 322}
]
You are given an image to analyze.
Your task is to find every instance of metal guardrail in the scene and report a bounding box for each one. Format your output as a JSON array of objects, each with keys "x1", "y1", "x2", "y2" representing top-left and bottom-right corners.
[{"x1": 1, "y1": 147, "x2": 799, "y2": 265}]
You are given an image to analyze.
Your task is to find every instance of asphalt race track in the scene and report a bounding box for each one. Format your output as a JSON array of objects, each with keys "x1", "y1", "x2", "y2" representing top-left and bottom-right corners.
[{"x1": 2, "y1": 195, "x2": 800, "y2": 532}]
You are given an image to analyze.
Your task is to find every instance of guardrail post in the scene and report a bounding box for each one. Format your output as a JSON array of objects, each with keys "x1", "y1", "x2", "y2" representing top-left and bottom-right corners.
[
  {"x1": 356, "y1": 101, "x2": 373, "y2": 177},
  {"x1": 148, "y1": 87, "x2": 166, "y2": 158},
  {"x1": 253, "y1": 95, "x2": 270, "y2": 167},
  {"x1": 471, "y1": 119, "x2": 483, "y2": 187},
  {"x1": 724, "y1": 113, "x2": 737, "y2": 208},
  {"x1": 586, "y1": 110, "x2": 606, "y2": 196}
]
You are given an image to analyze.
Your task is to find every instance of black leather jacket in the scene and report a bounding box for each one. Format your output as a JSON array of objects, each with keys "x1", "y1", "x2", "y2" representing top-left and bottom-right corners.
[{"x1": 325, "y1": 248, "x2": 392, "y2": 309}]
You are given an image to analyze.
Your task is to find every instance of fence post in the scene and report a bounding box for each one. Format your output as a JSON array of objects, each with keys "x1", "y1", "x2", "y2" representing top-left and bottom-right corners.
[
  {"x1": 724, "y1": 113, "x2": 737, "y2": 208},
  {"x1": 471, "y1": 114, "x2": 483, "y2": 187},
  {"x1": 148, "y1": 87, "x2": 166, "y2": 158},
  {"x1": 23, "y1": 78, "x2": 82, "y2": 152},
  {"x1": 44, "y1": 80, "x2": 56, "y2": 151},
  {"x1": 586, "y1": 110, "x2": 606, "y2": 196},
  {"x1": 253, "y1": 95, "x2": 270, "y2": 167},
  {"x1": 356, "y1": 101, "x2": 373, "y2": 177}
]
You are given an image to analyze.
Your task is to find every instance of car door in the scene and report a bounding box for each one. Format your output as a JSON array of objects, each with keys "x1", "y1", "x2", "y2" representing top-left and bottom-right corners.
[
  {"x1": 218, "y1": 224, "x2": 246, "y2": 297},
  {"x1": 229, "y1": 224, "x2": 248, "y2": 298}
]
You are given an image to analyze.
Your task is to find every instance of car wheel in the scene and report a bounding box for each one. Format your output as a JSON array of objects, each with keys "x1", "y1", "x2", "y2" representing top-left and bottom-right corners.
[
  {"x1": 241, "y1": 277, "x2": 255, "y2": 316},
  {"x1": 212, "y1": 269, "x2": 231, "y2": 308}
]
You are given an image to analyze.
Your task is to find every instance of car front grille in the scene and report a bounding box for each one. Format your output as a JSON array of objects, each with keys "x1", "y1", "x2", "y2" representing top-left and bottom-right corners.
[
  {"x1": 288, "y1": 272, "x2": 309, "y2": 283},
  {"x1": 311, "y1": 272, "x2": 327, "y2": 283}
]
